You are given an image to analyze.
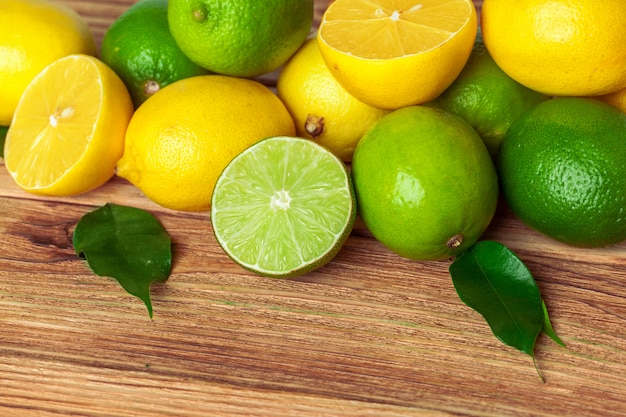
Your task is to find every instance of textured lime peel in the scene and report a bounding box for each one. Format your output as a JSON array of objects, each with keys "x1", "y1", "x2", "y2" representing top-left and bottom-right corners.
[{"x1": 211, "y1": 136, "x2": 356, "y2": 278}]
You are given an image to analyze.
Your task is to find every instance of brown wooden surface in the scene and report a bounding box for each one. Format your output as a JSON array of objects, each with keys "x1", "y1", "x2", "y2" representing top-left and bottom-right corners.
[{"x1": 1, "y1": 0, "x2": 625, "y2": 416}]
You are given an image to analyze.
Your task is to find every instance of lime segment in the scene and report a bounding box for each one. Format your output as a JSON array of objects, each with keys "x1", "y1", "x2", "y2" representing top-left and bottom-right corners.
[{"x1": 211, "y1": 136, "x2": 356, "y2": 278}]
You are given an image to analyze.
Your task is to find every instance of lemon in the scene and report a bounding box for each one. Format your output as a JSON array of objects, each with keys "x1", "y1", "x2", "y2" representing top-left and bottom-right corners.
[
  {"x1": 595, "y1": 87, "x2": 626, "y2": 114},
  {"x1": 351, "y1": 106, "x2": 498, "y2": 261},
  {"x1": 499, "y1": 98, "x2": 626, "y2": 248},
  {"x1": 211, "y1": 136, "x2": 356, "y2": 278},
  {"x1": 4, "y1": 54, "x2": 133, "y2": 196},
  {"x1": 100, "y1": 0, "x2": 209, "y2": 109},
  {"x1": 116, "y1": 75, "x2": 296, "y2": 212},
  {"x1": 317, "y1": 0, "x2": 477, "y2": 110},
  {"x1": 167, "y1": 0, "x2": 313, "y2": 77},
  {"x1": 481, "y1": 0, "x2": 626, "y2": 96},
  {"x1": 277, "y1": 39, "x2": 390, "y2": 162},
  {"x1": 428, "y1": 33, "x2": 550, "y2": 159},
  {"x1": 0, "y1": 0, "x2": 96, "y2": 125}
]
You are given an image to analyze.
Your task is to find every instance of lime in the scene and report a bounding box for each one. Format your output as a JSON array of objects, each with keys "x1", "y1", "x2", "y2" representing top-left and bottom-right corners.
[
  {"x1": 211, "y1": 136, "x2": 356, "y2": 278},
  {"x1": 351, "y1": 106, "x2": 498, "y2": 261},
  {"x1": 167, "y1": 0, "x2": 313, "y2": 77},
  {"x1": 428, "y1": 33, "x2": 550, "y2": 159},
  {"x1": 100, "y1": 0, "x2": 209, "y2": 108},
  {"x1": 499, "y1": 97, "x2": 626, "y2": 248}
]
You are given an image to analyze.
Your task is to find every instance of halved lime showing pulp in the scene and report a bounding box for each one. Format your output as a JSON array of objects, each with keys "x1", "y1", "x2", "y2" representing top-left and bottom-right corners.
[{"x1": 211, "y1": 136, "x2": 356, "y2": 278}]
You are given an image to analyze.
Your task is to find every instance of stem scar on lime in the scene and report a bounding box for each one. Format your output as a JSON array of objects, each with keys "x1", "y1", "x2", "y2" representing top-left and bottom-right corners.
[{"x1": 193, "y1": 5, "x2": 208, "y2": 23}]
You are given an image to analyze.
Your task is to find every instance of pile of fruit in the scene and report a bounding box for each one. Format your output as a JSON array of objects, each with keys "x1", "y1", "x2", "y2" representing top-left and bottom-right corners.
[{"x1": 2, "y1": 0, "x2": 626, "y2": 359}]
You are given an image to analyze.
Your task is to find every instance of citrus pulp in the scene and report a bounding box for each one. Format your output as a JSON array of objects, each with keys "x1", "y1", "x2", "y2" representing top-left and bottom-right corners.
[
  {"x1": 211, "y1": 136, "x2": 356, "y2": 278},
  {"x1": 4, "y1": 54, "x2": 133, "y2": 196},
  {"x1": 317, "y1": 0, "x2": 477, "y2": 109}
]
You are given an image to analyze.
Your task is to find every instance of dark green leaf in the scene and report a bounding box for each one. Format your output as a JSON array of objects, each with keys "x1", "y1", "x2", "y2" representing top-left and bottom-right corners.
[
  {"x1": 73, "y1": 203, "x2": 172, "y2": 318},
  {"x1": 449, "y1": 240, "x2": 544, "y2": 356},
  {"x1": 0, "y1": 125, "x2": 8, "y2": 158},
  {"x1": 542, "y1": 300, "x2": 566, "y2": 347}
]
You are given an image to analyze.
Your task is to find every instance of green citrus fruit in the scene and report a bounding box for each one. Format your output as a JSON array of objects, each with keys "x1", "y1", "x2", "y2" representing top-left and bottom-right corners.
[
  {"x1": 167, "y1": 0, "x2": 313, "y2": 77},
  {"x1": 429, "y1": 33, "x2": 550, "y2": 159},
  {"x1": 100, "y1": 0, "x2": 209, "y2": 108},
  {"x1": 211, "y1": 136, "x2": 356, "y2": 278},
  {"x1": 499, "y1": 97, "x2": 626, "y2": 248},
  {"x1": 351, "y1": 106, "x2": 499, "y2": 261}
]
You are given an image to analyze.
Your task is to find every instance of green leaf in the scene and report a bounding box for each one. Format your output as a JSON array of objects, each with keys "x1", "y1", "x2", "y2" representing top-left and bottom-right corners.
[
  {"x1": 542, "y1": 300, "x2": 566, "y2": 347},
  {"x1": 0, "y1": 125, "x2": 8, "y2": 158},
  {"x1": 73, "y1": 203, "x2": 172, "y2": 318},
  {"x1": 449, "y1": 240, "x2": 544, "y2": 356}
]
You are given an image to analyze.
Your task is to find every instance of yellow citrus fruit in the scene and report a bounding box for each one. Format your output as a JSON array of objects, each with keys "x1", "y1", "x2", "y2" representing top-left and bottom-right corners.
[
  {"x1": 4, "y1": 54, "x2": 133, "y2": 196},
  {"x1": 116, "y1": 75, "x2": 296, "y2": 212},
  {"x1": 167, "y1": 0, "x2": 313, "y2": 77},
  {"x1": 595, "y1": 87, "x2": 626, "y2": 114},
  {"x1": 277, "y1": 39, "x2": 390, "y2": 162},
  {"x1": 317, "y1": 0, "x2": 478, "y2": 109},
  {"x1": 0, "y1": 0, "x2": 96, "y2": 125},
  {"x1": 481, "y1": 0, "x2": 626, "y2": 96}
]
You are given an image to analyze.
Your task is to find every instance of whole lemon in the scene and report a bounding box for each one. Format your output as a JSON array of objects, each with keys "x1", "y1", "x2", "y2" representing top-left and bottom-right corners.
[
  {"x1": 0, "y1": 0, "x2": 96, "y2": 125},
  {"x1": 116, "y1": 75, "x2": 296, "y2": 212},
  {"x1": 481, "y1": 0, "x2": 626, "y2": 96},
  {"x1": 167, "y1": 0, "x2": 313, "y2": 77},
  {"x1": 499, "y1": 98, "x2": 626, "y2": 248},
  {"x1": 277, "y1": 39, "x2": 389, "y2": 162},
  {"x1": 351, "y1": 106, "x2": 498, "y2": 261},
  {"x1": 101, "y1": 0, "x2": 209, "y2": 108}
]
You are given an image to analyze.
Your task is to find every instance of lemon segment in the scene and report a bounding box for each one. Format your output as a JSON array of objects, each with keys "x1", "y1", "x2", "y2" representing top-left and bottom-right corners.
[
  {"x1": 211, "y1": 136, "x2": 356, "y2": 278},
  {"x1": 4, "y1": 55, "x2": 133, "y2": 196},
  {"x1": 317, "y1": 0, "x2": 477, "y2": 109}
]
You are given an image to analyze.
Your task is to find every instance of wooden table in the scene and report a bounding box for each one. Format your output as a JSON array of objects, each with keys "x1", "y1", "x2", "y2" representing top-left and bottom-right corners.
[{"x1": 1, "y1": 1, "x2": 624, "y2": 416}]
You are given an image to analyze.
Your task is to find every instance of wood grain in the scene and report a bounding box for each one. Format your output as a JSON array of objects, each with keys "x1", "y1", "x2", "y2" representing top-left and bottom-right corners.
[{"x1": 1, "y1": 1, "x2": 625, "y2": 416}]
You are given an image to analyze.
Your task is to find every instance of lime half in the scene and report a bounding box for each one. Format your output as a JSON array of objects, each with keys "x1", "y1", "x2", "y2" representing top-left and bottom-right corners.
[{"x1": 211, "y1": 136, "x2": 356, "y2": 278}]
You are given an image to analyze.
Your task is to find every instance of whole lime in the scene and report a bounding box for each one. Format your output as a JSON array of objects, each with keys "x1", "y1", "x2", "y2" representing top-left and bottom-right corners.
[
  {"x1": 101, "y1": 0, "x2": 209, "y2": 108},
  {"x1": 351, "y1": 106, "x2": 499, "y2": 261},
  {"x1": 429, "y1": 33, "x2": 550, "y2": 159},
  {"x1": 167, "y1": 0, "x2": 313, "y2": 77},
  {"x1": 499, "y1": 98, "x2": 626, "y2": 248}
]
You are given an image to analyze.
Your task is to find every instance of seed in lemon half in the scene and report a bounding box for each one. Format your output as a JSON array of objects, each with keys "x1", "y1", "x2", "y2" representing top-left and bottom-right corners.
[
  {"x1": 317, "y1": 0, "x2": 478, "y2": 109},
  {"x1": 211, "y1": 136, "x2": 356, "y2": 278},
  {"x1": 4, "y1": 54, "x2": 133, "y2": 196}
]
